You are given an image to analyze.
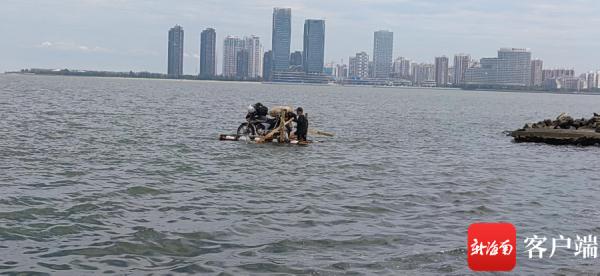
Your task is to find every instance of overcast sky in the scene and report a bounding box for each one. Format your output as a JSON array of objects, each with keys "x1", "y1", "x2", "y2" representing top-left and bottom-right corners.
[{"x1": 2, "y1": 0, "x2": 600, "y2": 74}]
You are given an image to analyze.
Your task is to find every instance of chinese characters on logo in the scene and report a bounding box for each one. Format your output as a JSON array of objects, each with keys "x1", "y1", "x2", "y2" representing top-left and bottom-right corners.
[{"x1": 470, "y1": 239, "x2": 514, "y2": 256}]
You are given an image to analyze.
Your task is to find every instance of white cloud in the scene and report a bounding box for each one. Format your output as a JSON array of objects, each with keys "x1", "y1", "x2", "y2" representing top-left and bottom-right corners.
[{"x1": 37, "y1": 41, "x2": 112, "y2": 53}]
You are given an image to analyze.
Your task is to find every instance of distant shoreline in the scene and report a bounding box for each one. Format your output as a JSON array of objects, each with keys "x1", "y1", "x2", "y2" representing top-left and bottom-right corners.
[{"x1": 4, "y1": 71, "x2": 600, "y2": 96}]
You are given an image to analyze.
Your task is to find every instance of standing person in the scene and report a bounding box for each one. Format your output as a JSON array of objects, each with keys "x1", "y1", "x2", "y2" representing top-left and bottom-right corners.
[{"x1": 295, "y1": 107, "x2": 308, "y2": 142}]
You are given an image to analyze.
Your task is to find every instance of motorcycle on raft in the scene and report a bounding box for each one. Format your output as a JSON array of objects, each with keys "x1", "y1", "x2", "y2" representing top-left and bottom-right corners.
[
  {"x1": 237, "y1": 115, "x2": 280, "y2": 137},
  {"x1": 236, "y1": 105, "x2": 292, "y2": 140}
]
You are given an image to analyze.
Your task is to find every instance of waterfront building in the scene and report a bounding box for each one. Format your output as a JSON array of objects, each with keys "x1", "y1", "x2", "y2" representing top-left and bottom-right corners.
[
  {"x1": 323, "y1": 62, "x2": 335, "y2": 76},
  {"x1": 542, "y1": 69, "x2": 575, "y2": 81},
  {"x1": 335, "y1": 63, "x2": 348, "y2": 80},
  {"x1": 453, "y1": 54, "x2": 470, "y2": 86},
  {"x1": 272, "y1": 8, "x2": 292, "y2": 72},
  {"x1": 263, "y1": 50, "x2": 273, "y2": 81},
  {"x1": 303, "y1": 19, "x2": 326, "y2": 74},
  {"x1": 222, "y1": 36, "x2": 243, "y2": 77},
  {"x1": 392, "y1": 57, "x2": 411, "y2": 79},
  {"x1": 348, "y1": 57, "x2": 356, "y2": 78},
  {"x1": 236, "y1": 49, "x2": 249, "y2": 78},
  {"x1": 530, "y1": 59, "x2": 543, "y2": 87},
  {"x1": 561, "y1": 77, "x2": 585, "y2": 91},
  {"x1": 199, "y1": 28, "x2": 216, "y2": 78},
  {"x1": 412, "y1": 63, "x2": 435, "y2": 86},
  {"x1": 167, "y1": 25, "x2": 184, "y2": 76},
  {"x1": 271, "y1": 71, "x2": 330, "y2": 83},
  {"x1": 244, "y1": 35, "x2": 262, "y2": 78},
  {"x1": 584, "y1": 71, "x2": 598, "y2": 90},
  {"x1": 349, "y1": 52, "x2": 369, "y2": 79},
  {"x1": 464, "y1": 48, "x2": 532, "y2": 88},
  {"x1": 435, "y1": 56, "x2": 449, "y2": 87},
  {"x1": 373, "y1": 30, "x2": 393, "y2": 79},
  {"x1": 290, "y1": 51, "x2": 303, "y2": 66}
]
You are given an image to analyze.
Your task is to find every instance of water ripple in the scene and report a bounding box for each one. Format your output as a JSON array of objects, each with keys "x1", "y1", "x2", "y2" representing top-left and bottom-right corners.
[{"x1": 2, "y1": 75, "x2": 600, "y2": 274}]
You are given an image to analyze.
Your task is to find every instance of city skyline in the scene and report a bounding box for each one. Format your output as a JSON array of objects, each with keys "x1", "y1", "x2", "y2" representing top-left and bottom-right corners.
[{"x1": 3, "y1": 1, "x2": 600, "y2": 74}]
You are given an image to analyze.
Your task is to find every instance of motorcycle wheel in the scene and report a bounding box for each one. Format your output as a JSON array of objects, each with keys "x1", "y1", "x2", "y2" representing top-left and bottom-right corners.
[
  {"x1": 237, "y1": 123, "x2": 256, "y2": 136},
  {"x1": 255, "y1": 124, "x2": 267, "y2": 136}
]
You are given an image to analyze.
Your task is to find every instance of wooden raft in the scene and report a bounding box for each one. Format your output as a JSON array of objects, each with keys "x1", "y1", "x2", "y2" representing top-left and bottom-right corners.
[
  {"x1": 218, "y1": 134, "x2": 313, "y2": 145},
  {"x1": 220, "y1": 110, "x2": 313, "y2": 145}
]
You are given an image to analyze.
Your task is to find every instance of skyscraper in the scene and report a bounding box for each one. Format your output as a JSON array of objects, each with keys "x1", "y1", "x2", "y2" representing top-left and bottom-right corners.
[
  {"x1": 373, "y1": 30, "x2": 393, "y2": 79},
  {"x1": 222, "y1": 36, "x2": 243, "y2": 77},
  {"x1": 167, "y1": 25, "x2": 184, "y2": 77},
  {"x1": 272, "y1": 8, "x2": 291, "y2": 72},
  {"x1": 349, "y1": 52, "x2": 369, "y2": 79},
  {"x1": 465, "y1": 48, "x2": 532, "y2": 87},
  {"x1": 303, "y1": 19, "x2": 325, "y2": 74},
  {"x1": 530, "y1": 59, "x2": 543, "y2": 87},
  {"x1": 453, "y1": 54, "x2": 470, "y2": 86},
  {"x1": 236, "y1": 49, "x2": 249, "y2": 78},
  {"x1": 244, "y1": 35, "x2": 262, "y2": 78},
  {"x1": 290, "y1": 51, "x2": 303, "y2": 66},
  {"x1": 435, "y1": 56, "x2": 449, "y2": 87},
  {"x1": 199, "y1": 28, "x2": 216, "y2": 78},
  {"x1": 263, "y1": 50, "x2": 273, "y2": 81}
]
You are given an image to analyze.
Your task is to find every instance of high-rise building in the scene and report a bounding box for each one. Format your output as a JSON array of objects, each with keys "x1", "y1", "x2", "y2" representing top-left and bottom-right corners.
[
  {"x1": 393, "y1": 57, "x2": 411, "y2": 79},
  {"x1": 263, "y1": 50, "x2": 273, "y2": 81},
  {"x1": 290, "y1": 51, "x2": 303, "y2": 66},
  {"x1": 435, "y1": 56, "x2": 449, "y2": 87},
  {"x1": 167, "y1": 25, "x2": 184, "y2": 76},
  {"x1": 582, "y1": 71, "x2": 599, "y2": 90},
  {"x1": 453, "y1": 54, "x2": 470, "y2": 86},
  {"x1": 348, "y1": 57, "x2": 356, "y2": 78},
  {"x1": 584, "y1": 72, "x2": 595, "y2": 90},
  {"x1": 412, "y1": 63, "x2": 434, "y2": 86},
  {"x1": 542, "y1": 69, "x2": 575, "y2": 81},
  {"x1": 272, "y1": 8, "x2": 292, "y2": 72},
  {"x1": 236, "y1": 49, "x2": 249, "y2": 78},
  {"x1": 303, "y1": 19, "x2": 325, "y2": 74},
  {"x1": 222, "y1": 36, "x2": 243, "y2": 77},
  {"x1": 373, "y1": 30, "x2": 393, "y2": 79},
  {"x1": 199, "y1": 28, "x2": 216, "y2": 78},
  {"x1": 348, "y1": 52, "x2": 369, "y2": 79},
  {"x1": 530, "y1": 59, "x2": 543, "y2": 87},
  {"x1": 465, "y1": 48, "x2": 532, "y2": 88},
  {"x1": 244, "y1": 35, "x2": 262, "y2": 78},
  {"x1": 334, "y1": 63, "x2": 348, "y2": 80}
]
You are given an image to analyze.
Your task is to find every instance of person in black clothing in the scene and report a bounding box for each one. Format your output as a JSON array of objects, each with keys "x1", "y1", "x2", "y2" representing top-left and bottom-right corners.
[{"x1": 294, "y1": 107, "x2": 308, "y2": 141}]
